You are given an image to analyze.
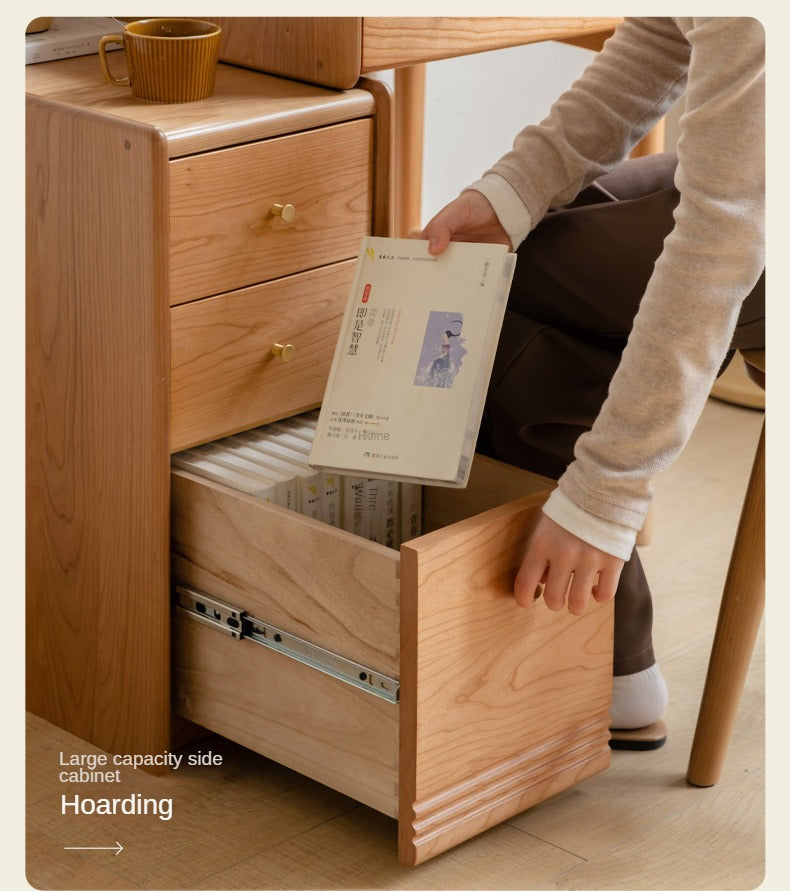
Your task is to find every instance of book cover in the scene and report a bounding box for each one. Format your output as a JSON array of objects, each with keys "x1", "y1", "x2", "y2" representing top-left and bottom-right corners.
[{"x1": 308, "y1": 236, "x2": 516, "y2": 487}]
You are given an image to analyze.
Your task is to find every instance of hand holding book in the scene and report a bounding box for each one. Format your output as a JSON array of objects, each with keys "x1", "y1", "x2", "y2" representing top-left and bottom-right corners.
[
  {"x1": 419, "y1": 190, "x2": 513, "y2": 256},
  {"x1": 309, "y1": 237, "x2": 516, "y2": 487}
]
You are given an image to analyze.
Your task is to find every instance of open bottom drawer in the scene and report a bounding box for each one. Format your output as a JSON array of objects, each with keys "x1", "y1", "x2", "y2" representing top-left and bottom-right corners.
[{"x1": 171, "y1": 454, "x2": 614, "y2": 866}]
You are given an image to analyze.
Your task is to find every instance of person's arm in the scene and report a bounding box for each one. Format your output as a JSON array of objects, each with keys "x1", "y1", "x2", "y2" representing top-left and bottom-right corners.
[
  {"x1": 473, "y1": 17, "x2": 692, "y2": 248},
  {"x1": 423, "y1": 18, "x2": 691, "y2": 257},
  {"x1": 422, "y1": 18, "x2": 765, "y2": 614},
  {"x1": 554, "y1": 16, "x2": 765, "y2": 539}
]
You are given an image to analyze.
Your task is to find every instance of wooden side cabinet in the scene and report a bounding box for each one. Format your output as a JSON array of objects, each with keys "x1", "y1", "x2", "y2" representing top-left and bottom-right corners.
[{"x1": 26, "y1": 55, "x2": 391, "y2": 760}]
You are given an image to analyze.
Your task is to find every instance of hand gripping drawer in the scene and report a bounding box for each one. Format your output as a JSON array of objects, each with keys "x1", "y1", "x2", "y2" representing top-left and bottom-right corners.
[
  {"x1": 170, "y1": 454, "x2": 614, "y2": 866},
  {"x1": 170, "y1": 260, "x2": 354, "y2": 452},
  {"x1": 168, "y1": 119, "x2": 373, "y2": 305}
]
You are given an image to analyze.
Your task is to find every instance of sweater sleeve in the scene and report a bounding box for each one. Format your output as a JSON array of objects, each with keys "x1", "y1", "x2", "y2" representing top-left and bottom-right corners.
[
  {"x1": 485, "y1": 17, "x2": 692, "y2": 230},
  {"x1": 557, "y1": 16, "x2": 764, "y2": 549},
  {"x1": 473, "y1": 17, "x2": 766, "y2": 557}
]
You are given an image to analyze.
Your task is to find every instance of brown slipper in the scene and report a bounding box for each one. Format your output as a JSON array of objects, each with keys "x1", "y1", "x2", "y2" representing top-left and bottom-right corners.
[{"x1": 609, "y1": 718, "x2": 667, "y2": 751}]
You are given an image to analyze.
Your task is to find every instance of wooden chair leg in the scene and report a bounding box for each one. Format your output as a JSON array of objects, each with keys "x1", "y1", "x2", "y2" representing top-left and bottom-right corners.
[{"x1": 686, "y1": 420, "x2": 765, "y2": 787}]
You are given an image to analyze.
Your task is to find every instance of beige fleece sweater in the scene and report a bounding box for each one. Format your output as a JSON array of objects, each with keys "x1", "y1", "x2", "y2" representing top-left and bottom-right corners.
[{"x1": 470, "y1": 17, "x2": 765, "y2": 559}]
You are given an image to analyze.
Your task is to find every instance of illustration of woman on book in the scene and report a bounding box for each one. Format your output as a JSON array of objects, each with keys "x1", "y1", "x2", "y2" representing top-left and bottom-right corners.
[{"x1": 414, "y1": 313, "x2": 466, "y2": 388}]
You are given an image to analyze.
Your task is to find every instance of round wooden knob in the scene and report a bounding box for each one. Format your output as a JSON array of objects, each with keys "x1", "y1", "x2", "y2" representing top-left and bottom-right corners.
[
  {"x1": 271, "y1": 343, "x2": 296, "y2": 362},
  {"x1": 270, "y1": 203, "x2": 296, "y2": 222}
]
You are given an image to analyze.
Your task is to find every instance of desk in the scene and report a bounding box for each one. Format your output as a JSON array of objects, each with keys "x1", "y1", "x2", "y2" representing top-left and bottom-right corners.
[{"x1": 211, "y1": 16, "x2": 663, "y2": 235}]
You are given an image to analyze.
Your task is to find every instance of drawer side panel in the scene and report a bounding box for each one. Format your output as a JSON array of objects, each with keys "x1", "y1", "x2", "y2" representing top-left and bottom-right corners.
[
  {"x1": 171, "y1": 470, "x2": 401, "y2": 677},
  {"x1": 172, "y1": 611, "x2": 399, "y2": 816}
]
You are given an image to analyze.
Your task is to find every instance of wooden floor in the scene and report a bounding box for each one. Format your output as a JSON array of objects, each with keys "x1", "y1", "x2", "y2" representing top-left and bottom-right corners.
[{"x1": 25, "y1": 396, "x2": 766, "y2": 890}]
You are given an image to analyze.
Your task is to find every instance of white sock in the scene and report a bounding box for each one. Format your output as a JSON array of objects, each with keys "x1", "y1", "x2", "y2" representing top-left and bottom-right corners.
[{"x1": 610, "y1": 663, "x2": 668, "y2": 730}]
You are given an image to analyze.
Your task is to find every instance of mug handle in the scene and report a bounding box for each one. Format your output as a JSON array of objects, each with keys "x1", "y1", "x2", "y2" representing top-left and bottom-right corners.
[{"x1": 98, "y1": 34, "x2": 129, "y2": 88}]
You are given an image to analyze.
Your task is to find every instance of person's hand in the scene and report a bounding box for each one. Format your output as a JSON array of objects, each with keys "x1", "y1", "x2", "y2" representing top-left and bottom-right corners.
[
  {"x1": 514, "y1": 514, "x2": 624, "y2": 615},
  {"x1": 418, "y1": 191, "x2": 512, "y2": 256}
]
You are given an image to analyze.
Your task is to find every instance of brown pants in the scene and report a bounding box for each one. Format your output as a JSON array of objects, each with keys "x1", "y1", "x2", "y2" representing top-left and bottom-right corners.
[{"x1": 477, "y1": 152, "x2": 765, "y2": 675}]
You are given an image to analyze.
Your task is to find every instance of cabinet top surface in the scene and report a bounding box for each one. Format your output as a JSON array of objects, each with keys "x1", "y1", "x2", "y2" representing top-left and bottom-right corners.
[{"x1": 26, "y1": 55, "x2": 376, "y2": 156}]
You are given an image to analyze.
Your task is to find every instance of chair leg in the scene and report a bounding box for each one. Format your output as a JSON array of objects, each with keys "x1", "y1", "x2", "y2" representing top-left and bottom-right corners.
[{"x1": 686, "y1": 420, "x2": 765, "y2": 787}]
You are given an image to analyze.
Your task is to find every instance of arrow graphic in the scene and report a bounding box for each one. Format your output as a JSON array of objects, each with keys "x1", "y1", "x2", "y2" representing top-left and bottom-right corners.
[{"x1": 64, "y1": 841, "x2": 123, "y2": 856}]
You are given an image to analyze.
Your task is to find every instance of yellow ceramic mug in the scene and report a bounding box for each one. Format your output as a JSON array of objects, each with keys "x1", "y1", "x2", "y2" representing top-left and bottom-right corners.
[{"x1": 99, "y1": 19, "x2": 221, "y2": 103}]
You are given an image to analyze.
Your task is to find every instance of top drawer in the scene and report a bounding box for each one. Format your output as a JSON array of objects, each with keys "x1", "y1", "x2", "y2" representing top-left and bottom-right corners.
[{"x1": 168, "y1": 118, "x2": 373, "y2": 305}]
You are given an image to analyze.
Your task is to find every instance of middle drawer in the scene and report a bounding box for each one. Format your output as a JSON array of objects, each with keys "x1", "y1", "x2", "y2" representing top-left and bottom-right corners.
[{"x1": 170, "y1": 259, "x2": 354, "y2": 452}]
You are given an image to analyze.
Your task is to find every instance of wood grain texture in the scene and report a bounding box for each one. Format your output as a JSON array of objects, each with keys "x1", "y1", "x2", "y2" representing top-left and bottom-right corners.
[
  {"x1": 170, "y1": 261, "x2": 355, "y2": 451},
  {"x1": 357, "y1": 76, "x2": 395, "y2": 237},
  {"x1": 168, "y1": 119, "x2": 373, "y2": 304},
  {"x1": 560, "y1": 29, "x2": 616, "y2": 52},
  {"x1": 393, "y1": 65, "x2": 425, "y2": 237},
  {"x1": 209, "y1": 17, "x2": 363, "y2": 89},
  {"x1": 172, "y1": 611, "x2": 399, "y2": 816},
  {"x1": 398, "y1": 487, "x2": 613, "y2": 865},
  {"x1": 361, "y1": 17, "x2": 622, "y2": 70},
  {"x1": 26, "y1": 55, "x2": 376, "y2": 158},
  {"x1": 687, "y1": 419, "x2": 765, "y2": 787},
  {"x1": 170, "y1": 470, "x2": 401, "y2": 677},
  {"x1": 25, "y1": 97, "x2": 171, "y2": 757}
]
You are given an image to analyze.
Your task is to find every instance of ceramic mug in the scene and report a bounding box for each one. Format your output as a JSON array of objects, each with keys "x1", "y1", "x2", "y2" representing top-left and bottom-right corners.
[{"x1": 99, "y1": 18, "x2": 222, "y2": 103}]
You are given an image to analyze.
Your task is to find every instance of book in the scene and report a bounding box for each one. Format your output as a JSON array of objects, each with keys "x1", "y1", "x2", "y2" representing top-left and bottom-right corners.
[
  {"x1": 230, "y1": 431, "x2": 324, "y2": 521},
  {"x1": 341, "y1": 476, "x2": 369, "y2": 538},
  {"x1": 259, "y1": 424, "x2": 342, "y2": 526},
  {"x1": 25, "y1": 17, "x2": 124, "y2": 65},
  {"x1": 400, "y1": 482, "x2": 423, "y2": 543},
  {"x1": 308, "y1": 236, "x2": 516, "y2": 487},
  {"x1": 199, "y1": 443, "x2": 297, "y2": 511},
  {"x1": 171, "y1": 451, "x2": 279, "y2": 503},
  {"x1": 274, "y1": 411, "x2": 319, "y2": 439},
  {"x1": 378, "y1": 477, "x2": 400, "y2": 549}
]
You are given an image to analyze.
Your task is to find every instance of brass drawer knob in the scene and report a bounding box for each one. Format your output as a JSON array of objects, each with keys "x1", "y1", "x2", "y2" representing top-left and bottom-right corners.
[
  {"x1": 271, "y1": 343, "x2": 296, "y2": 362},
  {"x1": 270, "y1": 203, "x2": 296, "y2": 223}
]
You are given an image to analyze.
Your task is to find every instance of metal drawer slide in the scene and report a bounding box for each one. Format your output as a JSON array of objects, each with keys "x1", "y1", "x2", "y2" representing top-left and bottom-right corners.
[{"x1": 174, "y1": 584, "x2": 400, "y2": 703}]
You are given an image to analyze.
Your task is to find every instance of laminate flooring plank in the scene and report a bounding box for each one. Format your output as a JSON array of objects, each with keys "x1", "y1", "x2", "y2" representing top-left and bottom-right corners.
[
  {"x1": 190, "y1": 808, "x2": 584, "y2": 890},
  {"x1": 529, "y1": 766, "x2": 765, "y2": 890}
]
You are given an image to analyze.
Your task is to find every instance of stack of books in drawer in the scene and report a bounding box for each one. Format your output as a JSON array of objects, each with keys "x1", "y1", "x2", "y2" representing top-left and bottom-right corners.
[{"x1": 171, "y1": 411, "x2": 421, "y2": 549}]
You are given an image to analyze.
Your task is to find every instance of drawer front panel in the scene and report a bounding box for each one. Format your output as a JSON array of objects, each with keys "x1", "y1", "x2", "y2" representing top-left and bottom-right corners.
[
  {"x1": 170, "y1": 260, "x2": 354, "y2": 452},
  {"x1": 169, "y1": 118, "x2": 373, "y2": 305},
  {"x1": 399, "y1": 471, "x2": 613, "y2": 865}
]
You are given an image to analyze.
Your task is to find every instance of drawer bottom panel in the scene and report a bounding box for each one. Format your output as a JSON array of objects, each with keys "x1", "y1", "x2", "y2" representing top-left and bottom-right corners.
[{"x1": 172, "y1": 610, "x2": 400, "y2": 816}]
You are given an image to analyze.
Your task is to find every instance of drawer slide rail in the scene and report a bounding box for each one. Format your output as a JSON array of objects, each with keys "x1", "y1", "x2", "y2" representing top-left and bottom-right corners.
[{"x1": 174, "y1": 584, "x2": 400, "y2": 703}]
